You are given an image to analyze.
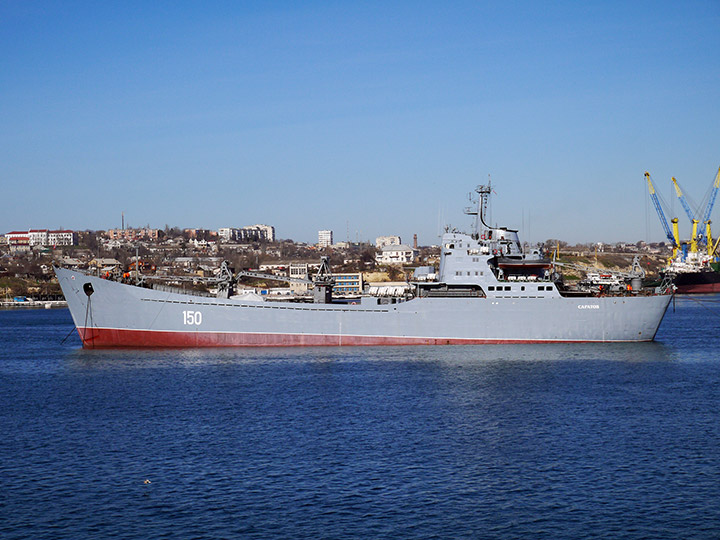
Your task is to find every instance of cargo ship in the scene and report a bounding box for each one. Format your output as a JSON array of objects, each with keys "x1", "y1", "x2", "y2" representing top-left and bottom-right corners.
[
  {"x1": 55, "y1": 185, "x2": 673, "y2": 348},
  {"x1": 671, "y1": 269, "x2": 720, "y2": 293},
  {"x1": 645, "y1": 168, "x2": 720, "y2": 294},
  {"x1": 663, "y1": 259, "x2": 720, "y2": 294}
]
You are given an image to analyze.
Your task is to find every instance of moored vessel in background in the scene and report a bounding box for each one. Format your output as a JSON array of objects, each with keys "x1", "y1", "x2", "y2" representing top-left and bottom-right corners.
[
  {"x1": 646, "y1": 167, "x2": 720, "y2": 294},
  {"x1": 663, "y1": 260, "x2": 720, "y2": 294}
]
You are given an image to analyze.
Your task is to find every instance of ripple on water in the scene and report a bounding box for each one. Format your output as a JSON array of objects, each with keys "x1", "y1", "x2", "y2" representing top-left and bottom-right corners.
[{"x1": 1, "y1": 306, "x2": 719, "y2": 539}]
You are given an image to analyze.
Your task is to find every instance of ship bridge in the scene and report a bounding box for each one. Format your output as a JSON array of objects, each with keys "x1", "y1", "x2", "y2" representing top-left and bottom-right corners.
[{"x1": 423, "y1": 230, "x2": 557, "y2": 299}]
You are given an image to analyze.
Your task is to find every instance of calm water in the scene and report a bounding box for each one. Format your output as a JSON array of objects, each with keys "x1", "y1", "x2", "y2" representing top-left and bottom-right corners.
[{"x1": 1, "y1": 298, "x2": 719, "y2": 539}]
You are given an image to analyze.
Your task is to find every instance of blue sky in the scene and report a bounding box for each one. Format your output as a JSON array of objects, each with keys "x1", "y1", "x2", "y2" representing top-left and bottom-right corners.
[{"x1": 2, "y1": 1, "x2": 718, "y2": 246}]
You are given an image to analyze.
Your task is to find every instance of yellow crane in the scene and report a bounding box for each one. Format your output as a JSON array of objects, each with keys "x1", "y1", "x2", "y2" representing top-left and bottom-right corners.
[
  {"x1": 671, "y1": 218, "x2": 680, "y2": 259},
  {"x1": 670, "y1": 167, "x2": 720, "y2": 261},
  {"x1": 672, "y1": 177, "x2": 700, "y2": 253},
  {"x1": 707, "y1": 221, "x2": 714, "y2": 258}
]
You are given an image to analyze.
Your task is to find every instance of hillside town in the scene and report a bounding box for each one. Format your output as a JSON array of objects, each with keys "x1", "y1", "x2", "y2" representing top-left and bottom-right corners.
[{"x1": 1, "y1": 223, "x2": 671, "y2": 302}]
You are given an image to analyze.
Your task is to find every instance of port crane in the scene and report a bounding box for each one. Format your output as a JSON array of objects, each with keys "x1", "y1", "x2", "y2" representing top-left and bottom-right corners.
[
  {"x1": 671, "y1": 177, "x2": 697, "y2": 222},
  {"x1": 645, "y1": 172, "x2": 680, "y2": 259},
  {"x1": 701, "y1": 167, "x2": 720, "y2": 260},
  {"x1": 671, "y1": 177, "x2": 700, "y2": 253},
  {"x1": 701, "y1": 167, "x2": 720, "y2": 224},
  {"x1": 669, "y1": 167, "x2": 720, "y2": 261}
]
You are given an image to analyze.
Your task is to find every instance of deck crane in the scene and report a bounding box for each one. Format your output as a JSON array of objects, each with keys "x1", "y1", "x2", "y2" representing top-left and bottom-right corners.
[
  {"x1": 645, "y1": 172, "x2": 680, "y2": 259},
  {"x1": 671, "y1": 176, "x2": 700, "y2": 253},
  {"x1": 232, "y1": 256, "x2": 336, "y2": 303}
]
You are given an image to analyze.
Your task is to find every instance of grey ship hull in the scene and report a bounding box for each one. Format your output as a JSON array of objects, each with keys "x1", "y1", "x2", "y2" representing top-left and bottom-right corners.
[{"x1": 55, "y1": 267, "x2": 671, "y2": 348}]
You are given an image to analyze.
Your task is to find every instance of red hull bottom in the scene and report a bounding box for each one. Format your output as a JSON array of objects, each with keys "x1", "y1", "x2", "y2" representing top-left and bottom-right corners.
[
  {"x1": 675, "y1": 283, "x2": 720, "y2": 294},
  {"x1": 77, "y1": 327, "x2": 647, "y2": 348}
]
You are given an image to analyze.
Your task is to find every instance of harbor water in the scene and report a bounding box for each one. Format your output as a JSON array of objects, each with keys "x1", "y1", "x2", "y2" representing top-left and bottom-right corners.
[{"x1": 1, "y1": 297, "x2": 719, "y2": 539}]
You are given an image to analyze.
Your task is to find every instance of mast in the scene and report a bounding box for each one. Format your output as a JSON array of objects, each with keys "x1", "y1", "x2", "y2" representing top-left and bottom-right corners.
[{"x1": 464, "y1": 182, "x2": 492, "y2": 239}]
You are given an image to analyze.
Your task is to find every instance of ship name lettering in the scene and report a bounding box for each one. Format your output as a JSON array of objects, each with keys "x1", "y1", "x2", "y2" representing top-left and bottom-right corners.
[{"x1": 577, "y1": 305, "x2": 600, "y2": 310}]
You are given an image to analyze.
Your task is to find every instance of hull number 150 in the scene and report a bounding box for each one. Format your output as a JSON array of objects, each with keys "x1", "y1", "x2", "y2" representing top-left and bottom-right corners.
[{"x1": 183, "y1": 310, "x2": 203, "y2": 325}]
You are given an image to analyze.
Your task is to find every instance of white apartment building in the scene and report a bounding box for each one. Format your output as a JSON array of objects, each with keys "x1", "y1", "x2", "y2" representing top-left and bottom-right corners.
[
  {"x1": 218, "y1": 224, "x2": 275, "y2": 243},
  {"x1": 5, "y1": 231, "x2": 30, "y2": 252},
  {"x1": 48, "y1": 230, "x2": 76, "y2": 246},
  {"x1": 289, "y1": 263, "x2": 310, "y2": 294},
  {"x1": 248, "y1": 224, "x2": 275, "y2": 242},
  {"x1": 376, "y1": 244, "x2": 418, "y2": 265},
  {"x1": 375, "y1": 235, "x2": 401, "y2": 249},
  {"x1": 218, "y1": 228, "x2": 234, "y2": 242},
  {"x1": 333, "y1": 273, "x2": 363, "y2": 296},
  {"x1": 318, "y1": 230, "x2": 333, "y2": 247},
  {"x1": 5, "y1": 229, "x2": 76, "y2": 247},
  {"x1": 29, "y1": 229, "x2": 49, "y2": 246}
]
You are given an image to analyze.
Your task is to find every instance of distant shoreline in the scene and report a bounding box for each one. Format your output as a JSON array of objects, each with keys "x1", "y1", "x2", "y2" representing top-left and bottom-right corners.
[{"x1": 0, "y1": 300, "x2": 67, "y2": 309}]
